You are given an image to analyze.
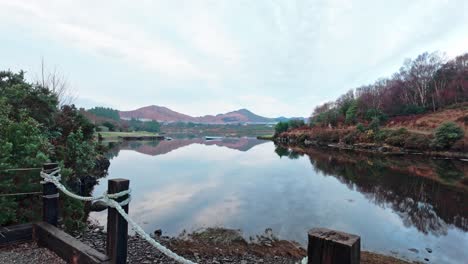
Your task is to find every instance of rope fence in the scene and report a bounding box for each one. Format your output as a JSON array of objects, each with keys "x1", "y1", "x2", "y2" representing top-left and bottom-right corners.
[
  {"x1": 0, "y1": 168, "x2": 42, "y2": 172},
  {"x1": 40, "y1": 167, "x2": 196, "y2": 264},
  {"x1": 0, "y1": 192, "x2": 42, "y2": 197}
]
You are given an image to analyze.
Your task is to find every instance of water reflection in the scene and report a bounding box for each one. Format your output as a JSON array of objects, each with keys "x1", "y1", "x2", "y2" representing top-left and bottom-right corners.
[
  {"x1": 104, "y1": 137, "x2": 267, "y2": 159},
  {"x1": 276, "y1": 145, "x2": 468, "y2": 236},
  {"x1": 91, "y1": 139, "x2": 467, "y2": 263}
]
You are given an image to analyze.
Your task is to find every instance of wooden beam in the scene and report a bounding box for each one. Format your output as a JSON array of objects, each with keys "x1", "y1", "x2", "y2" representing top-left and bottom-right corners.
[
  {"x1": 307, "y1": 228, "x2": 360, "y2": 264},
  {"x1": 42, "y1": 163, "x2": 59, "y2": 226},
  {"x1": 34, "y1": 222, "x2": 109, "y2": 264},
  {"x1": 106, "y1": 179, "x2": 129, "y2": 264},
  {"x1": 0, "y1": 223, "x2": 33, "y2": 247}
]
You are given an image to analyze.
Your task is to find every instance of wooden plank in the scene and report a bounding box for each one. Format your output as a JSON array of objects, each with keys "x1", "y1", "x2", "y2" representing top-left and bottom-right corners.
[
  {"x1": 34, "y1": 222, "x2": 110, "y2": 264},
  {"x1": 106, "y1": 179, "x2": 129, "y2": 264},
  {"x1": 42, "y1": 163, "x2": 59, "y2": 226},
  {"x1": 307, "y1": 228, "x2": 360, "y2": 264},
  {"x1": 0, "y1": 223, "x2": 33, "y2": 247}
]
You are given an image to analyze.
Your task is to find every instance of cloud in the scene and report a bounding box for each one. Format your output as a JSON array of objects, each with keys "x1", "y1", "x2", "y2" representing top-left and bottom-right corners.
[
  {"x1": 0, "y1": 1, "x2": 227, "y2": 80},
  {"x1": 0, "y1": 0, "x2": 467, "y2": 116}
]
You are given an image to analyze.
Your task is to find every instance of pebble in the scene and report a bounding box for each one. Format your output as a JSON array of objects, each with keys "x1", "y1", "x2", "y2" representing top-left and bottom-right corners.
[{"x1": 78, "y1": 225, "x2": 300, "y2": 264}]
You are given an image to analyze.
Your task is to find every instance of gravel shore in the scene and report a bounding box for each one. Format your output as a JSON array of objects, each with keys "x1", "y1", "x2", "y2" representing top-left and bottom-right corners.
[
  {"x1": 77, "y1": 225, "x2": 414, "y2": 264},
  {"x1": 0, "y1": 242, "x2": 65, "y2": 264},
  {"x1": 0, "y1": 224, "x2": 416, "y2": 264},
  {"x1": 78, "y1": 226, "x2": 302, "y2": 264}
]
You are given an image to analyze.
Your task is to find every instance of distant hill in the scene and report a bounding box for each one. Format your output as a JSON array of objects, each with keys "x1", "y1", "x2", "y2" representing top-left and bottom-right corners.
[
  {"x1": 120, "y1": 105, "x2": 194, "y2": 122},
  {"x1": 118, "y1": 105, "x2": 304, "y2": 124}
]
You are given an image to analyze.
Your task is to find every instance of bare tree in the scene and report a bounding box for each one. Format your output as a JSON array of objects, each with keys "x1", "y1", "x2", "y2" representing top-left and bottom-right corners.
[{"x1": 36, "y1": 57, "x2": 77, "y2": 107}]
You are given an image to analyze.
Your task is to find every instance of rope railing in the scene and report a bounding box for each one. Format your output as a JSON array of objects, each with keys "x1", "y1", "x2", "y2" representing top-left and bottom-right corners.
[
  {"x1": 0, "y1": 167, "x2": 42, "y2": 172},
  {"x1": 0, "y1": 192, "x2": 42, "y2": 197},
  {"x1": 40, "y1": 167, "x2": 196, "y2": 264}
]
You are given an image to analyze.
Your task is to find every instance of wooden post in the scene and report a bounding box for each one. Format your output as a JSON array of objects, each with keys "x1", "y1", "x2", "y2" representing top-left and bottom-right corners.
[
  {"x1": 307, "y1": 228, "x2": 360, "y2": 264},
  {"x1": 106, "y1": 179, "x2": 129, "y2": 264},
  {"x1": 42, "y1": 163, "x2": 59, "y2": 226}
]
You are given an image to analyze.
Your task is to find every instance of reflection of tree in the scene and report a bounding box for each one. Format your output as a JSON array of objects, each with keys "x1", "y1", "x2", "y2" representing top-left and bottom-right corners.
[
  {"x1": 433, "y1": 160, "x2": 464, "y2": 182},
  {"x1": 274, "y1": 145, "x2": 290, "y2": 158},
  {"x1": 104, "y1": 142, "x2": 121, "y2": 160},
  {"x1": 274, "y1": 144, "x2": 303, "y2": 159},
  {"x1": 298, "y1": 146, "x2": 468, "y2": 235}
]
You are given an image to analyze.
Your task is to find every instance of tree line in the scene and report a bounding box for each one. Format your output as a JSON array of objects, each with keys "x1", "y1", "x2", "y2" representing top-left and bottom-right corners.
[
  {"x1": 89, "y1": 107, "x2": 161, "y2": 133},
  {"x1": 310, "y1": 52, "x2": 467, "y2": 127},
  {"x1": 88, "y1": 107, "x2": 120, "y2": 121}
]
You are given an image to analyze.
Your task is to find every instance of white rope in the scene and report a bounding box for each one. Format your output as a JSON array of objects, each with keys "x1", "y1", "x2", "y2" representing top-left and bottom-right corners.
[
  {"x1": 104, "y1": 197, "x2": 196, "y2": 264},
  {"x1": 40, "y1": 169, "x2": 131, "y2": 202},
  {"x1": 41, "y1": 168, "x2": 195, "y2": 264}
]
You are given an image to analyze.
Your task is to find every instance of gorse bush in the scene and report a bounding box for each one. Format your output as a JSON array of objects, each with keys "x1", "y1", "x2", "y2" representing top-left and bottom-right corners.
[{"x1": 433, "y1": 122, "x2": 464, "y2": 149}]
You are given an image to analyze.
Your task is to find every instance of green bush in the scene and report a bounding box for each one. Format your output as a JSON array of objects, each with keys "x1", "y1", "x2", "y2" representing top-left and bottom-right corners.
[
  {"x1": 345, "y1": 101, "x2": 358, "y2": 124},
  {"x1": 365, "y1": 109, "x2": 387, "y2": 122},
  {"x1": 399, "y1": 104, "x2": 426, "y2": 115},
  {"x1": 404, "y1": 134, "x2": 431, "y2": 150},
  {"x1": 374, "y1": 129, "x2": 391, "y2": 142},
  {"x1": 384, "y1": 128, "x2": 409, "y2": 147},
  {"x1": 274, "y1": 121, "x2": 289, "y2": 135},
  {"x1": 356, "y1": 123, "x2": 366, "y2": 132},
  {"x1": 288, "y1": 119, "x2": 305, "y2": 129},
  {"x1": 433, "y1": 122, "x2": 464, "y2": 149},
  {"x1": 368, "y1": 117, "x2": 380, "y2": 131}
]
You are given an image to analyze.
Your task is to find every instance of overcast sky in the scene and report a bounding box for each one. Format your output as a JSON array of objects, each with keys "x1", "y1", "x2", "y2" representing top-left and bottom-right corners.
[{"x1": 0, "y1": 0, "x2": 467, "y2": 117}]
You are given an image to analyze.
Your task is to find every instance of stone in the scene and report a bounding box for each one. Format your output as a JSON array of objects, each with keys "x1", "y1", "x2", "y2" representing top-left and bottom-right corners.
[{"x1": 154, "y1": 229, "x2": 162, "y2": 237}]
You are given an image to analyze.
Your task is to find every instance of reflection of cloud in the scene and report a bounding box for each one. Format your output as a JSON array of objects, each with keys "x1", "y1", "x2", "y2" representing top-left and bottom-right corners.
[
  {"x1": 130, "y1": 181, "x2": 218, "y2": 223},
  {"x1": 192, "y1": 194, "x2": 241, "y2": 227}
]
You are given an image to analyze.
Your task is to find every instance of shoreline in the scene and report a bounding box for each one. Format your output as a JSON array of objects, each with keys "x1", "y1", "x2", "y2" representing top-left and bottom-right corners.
[
  {"x1": 72, "y1": 225, "x2": 415, "y2": 264},
  {"x1": 272, "y1": 136, "x2": 468, "y2": 160}
]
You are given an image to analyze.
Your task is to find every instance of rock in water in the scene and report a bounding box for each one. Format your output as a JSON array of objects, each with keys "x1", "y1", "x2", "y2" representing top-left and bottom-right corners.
[{"x1": 154, "y1": 229, "x2": 162, "y2": 237}]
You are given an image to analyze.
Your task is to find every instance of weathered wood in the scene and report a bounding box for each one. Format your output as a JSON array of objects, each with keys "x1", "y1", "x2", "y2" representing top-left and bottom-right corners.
[
  {"x1": 42, "y1": 163, "x2": 59, "y2": 226},
  {"x1": 34, "y1": 221, "x2": 110, "y2": 264},
  {"x1": 307, "y1": 228, "x2": 360, "y2": 264},
  {"x1": 106, "y1": 179, "x2": 129, "y2": 264},
  {"x1": 0, "y1": 223, "x2": 33, "y2": 247}
]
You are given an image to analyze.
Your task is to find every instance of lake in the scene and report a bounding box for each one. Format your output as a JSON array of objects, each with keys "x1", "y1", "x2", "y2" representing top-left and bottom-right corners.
[{"x1": 90, "y1": 138, "x2": 468, "y2": 263}]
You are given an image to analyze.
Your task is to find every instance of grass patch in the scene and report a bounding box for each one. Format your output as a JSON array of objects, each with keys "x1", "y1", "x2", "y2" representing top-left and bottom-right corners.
[
  {"x1": 257, "y1": 135, "x2": 274, "y2": 140},
  {"x1": 96, "y1": 131, "x2": 158, "y2": 139}
]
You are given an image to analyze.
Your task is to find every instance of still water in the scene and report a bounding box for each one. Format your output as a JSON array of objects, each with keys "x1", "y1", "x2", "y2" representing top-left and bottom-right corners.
[{"x1": 91, "y1": 138, "x2": 468, "y2": 263}]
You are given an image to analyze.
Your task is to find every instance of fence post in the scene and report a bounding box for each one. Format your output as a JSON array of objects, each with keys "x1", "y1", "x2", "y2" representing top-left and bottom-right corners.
[
  {"x1": 307, "y1": 228, "x2": 360, "y2": 264},
  {"x1": 42, "y1": 163, "x2": 59, "y2": 226},
  {"x1": 106, "y1": 179, "x2": 129, "y2": 264}
]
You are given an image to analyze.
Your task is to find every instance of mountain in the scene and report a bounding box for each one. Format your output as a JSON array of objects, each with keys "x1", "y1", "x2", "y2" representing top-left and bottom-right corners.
[
  {"x1": 120, "y1": 105, "x2": 195, "y2": 122},
  {"x1": 119, "y1": 105, "x2": 303, "y2": 124}
]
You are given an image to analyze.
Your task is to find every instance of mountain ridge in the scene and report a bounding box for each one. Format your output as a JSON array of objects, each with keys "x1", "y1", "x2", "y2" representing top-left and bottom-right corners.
[{"x1": 119, "y1": 105, "x2": 305, "y2": 124}]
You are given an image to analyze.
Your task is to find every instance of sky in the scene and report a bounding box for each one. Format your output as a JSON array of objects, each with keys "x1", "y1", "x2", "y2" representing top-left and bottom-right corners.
[{"x1": 0, "y1": 0, "x2": 467, "y2": 117}]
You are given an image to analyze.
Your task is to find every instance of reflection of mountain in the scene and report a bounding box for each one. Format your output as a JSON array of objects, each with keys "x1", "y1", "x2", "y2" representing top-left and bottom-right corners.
[
  {"x1": 110, "y1": 138, "x2": 267, "y2": 157},
  {"x1": 282, "y1": 145, "x2": 468, "y2": 235}
]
